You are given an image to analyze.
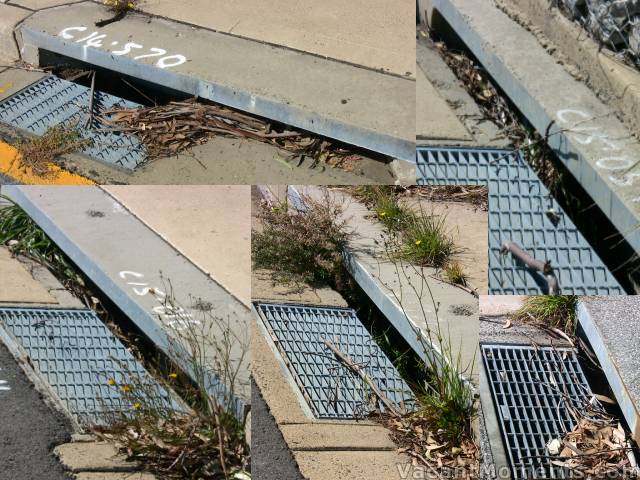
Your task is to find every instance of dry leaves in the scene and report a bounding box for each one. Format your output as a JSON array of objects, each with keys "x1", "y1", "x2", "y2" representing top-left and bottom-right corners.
[
  {"x1": 98, "y1": 99, "x2": 362, "y2": 168},
  {"x1": 379, "y1": 412, "x2": 479, "y2": 479},
  {"x1": 548, "y1": 416, "x2": 639, "y2": 478}
]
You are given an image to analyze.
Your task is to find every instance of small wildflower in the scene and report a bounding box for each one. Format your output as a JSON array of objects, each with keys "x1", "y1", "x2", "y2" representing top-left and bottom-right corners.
[
  {"x1": 168, "y1": 373, "x2": 178, "y2": 380},
  {"x1": 133, "y1": 402, "x2": 141, "y2": 410},
  {"x1": 121, "y1": 384, "x2": 131, "y2": 393},
  {"x1": 107, "y1": 378, "x2": 116, "y2": 386},
  {"x1": 379, "y1": 212, "x2": 387, "y2": 217},
  {"x1": 415, "y1": 239, "x2": 422, "y2": 246}
]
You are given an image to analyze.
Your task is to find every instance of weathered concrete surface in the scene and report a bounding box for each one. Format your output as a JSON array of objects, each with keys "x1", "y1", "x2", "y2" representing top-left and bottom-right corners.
[
  {"x1": 403, "y1": 196, "x2": 488, "y2": 294},
  {"x1": 0, "y1": 338, "x2": 71, "y2": 480},
  {"x1": 497, "y1": 0, "x2": 640, "y2": 138},
  {"x1": 0, "y1": 68, "x2": 396, "y2": 185},
  {"x1": 416, "y1": 34, "x2": 509, "y2": 148},
  {"x1": 54, "y1": 442, "x2": 139, "y2": 472},
  {"x1": 139, "y1": 0, "x2": 415, "y2": 78},
  {"x1": 3, "y1": 186, "x2": 251, "y2": 412},
  {"x1": 0, "y1": 246, "x2": 56, "y2": 304},
  {"x1": 578, "y1": 296, "x2": 640, "y2": 442},
  {"x1": 16, "y1": 2, "x2": 415, "y2": 162},
  {"x1": 252, "y1": 269, "x2": 349, "y2": 307},
  {"x1": 103, "y1": 186, "x2": 251, "y2": 306},
  {"x1": 416, "y1": 66, "x2": 472, "y2": 142},
  {"x1": 294, "y1": 450, "x2": 416, "y2": 480},
  {"x1": 281, "y1": 423, "x2": 397, "y2": 450},
  {"x1": 0, "y1": 4, "x2": 29, "y2": 63},
  {"x1": 74, "y1": 473, "x2": 157, "y2": 480},
  {"x1": 429, "y1": 0, "x2": 640, "y2": 257},
  {"x1": 295, "y1": 186, "x2": 480, "y2": 383}
]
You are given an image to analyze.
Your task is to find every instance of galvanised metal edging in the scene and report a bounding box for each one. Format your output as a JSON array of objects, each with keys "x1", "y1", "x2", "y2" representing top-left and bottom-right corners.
[
  {"x1": 0, "y1": 75, "x2": 145, "y2": 170},
  {"x1": 2, "y1": 185, "x2": 246, "y2": 420},
  {"x1": 416, "y1": 146, "x2": 624, "y2": 295},
  {"x1": 481, "y1": 343, "x2": 593, "y2": 479},
  {"x1": 19, "y1": 24, "x2": 414, "y2": 163},
  {"x1": 254, "y1": 301, "x2": 412, "y2": 419},
  {"x1": 0, "y1": 307, "x2": 175, "y2": 426}
]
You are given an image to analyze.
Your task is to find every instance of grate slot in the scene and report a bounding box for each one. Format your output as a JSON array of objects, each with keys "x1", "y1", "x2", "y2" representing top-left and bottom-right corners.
[
  {"x1": 254, "y1": 302, "x2": 411, "y2": 419},
  {"x1": 0, "y1": 75, "x2": 146, "y2": 169},
  {"x1": 482, "y1": 344, "x2": 593, "y2": 479},
  {"x1": 0, "y1": 307, "x2": 174, "y2": 425},
  {"x1": 416, "y1": 147, "x2": 623, "y2": 295}
]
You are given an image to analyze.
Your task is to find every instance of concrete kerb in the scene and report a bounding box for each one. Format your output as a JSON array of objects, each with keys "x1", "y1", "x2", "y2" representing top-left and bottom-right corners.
[
  {"x1": 429, "y1": 0, "x2": 640, "y2": 258},
  {"x1": 576, "y1": 300, "x2": 640, "y2": 443},
  {"x1": 286, "y1": 185, "x2": 478, "y2": 393},
  {"x1": 15, "y1": 2, "x2": 415, "y2": 162},
  {"x1": 3, "y1": 185, "x2": 247, "y2": 421}
]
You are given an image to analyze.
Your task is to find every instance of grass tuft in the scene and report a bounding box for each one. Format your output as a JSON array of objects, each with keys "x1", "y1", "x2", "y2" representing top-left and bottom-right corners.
[
  {"x1": 15, "y1": 125, "x2": 91, "y2": 177},
  {"x1": 444, "y1": 261, "x2": 468, "y2": 287},
  {"x1": 513, "y1": 295, "x2": 579, "y2": 334},
  {"x1": 396, "y1": 214, "x2": 456, "y2": 268},
  {"x1": 252, "y1": 194, "x2": 350, "y2": 286}
]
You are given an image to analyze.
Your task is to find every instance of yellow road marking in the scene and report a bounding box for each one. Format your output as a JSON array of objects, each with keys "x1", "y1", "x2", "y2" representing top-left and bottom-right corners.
[{"x1": 0, "y1": 141, "x2": 95, "y2": 185}]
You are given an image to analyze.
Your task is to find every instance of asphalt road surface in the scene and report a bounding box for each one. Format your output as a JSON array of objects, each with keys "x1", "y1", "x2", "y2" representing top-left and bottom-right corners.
[
  {"x1": 0, "y1": 339, "x2": 71, "y2": 480},
  {"x1": 251, "y1": 378, "x2": 304, "y2": 480}
]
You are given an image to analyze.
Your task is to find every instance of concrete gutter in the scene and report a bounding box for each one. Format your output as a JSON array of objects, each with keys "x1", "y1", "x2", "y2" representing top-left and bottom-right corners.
[
  {"x1": 2, "y1": 185, "x2": 251, "y2": 420},
  {"x1": 15, "y1": 2, "x2": 415, "y2": 162},
  {"x1": 577, "y1": 297, "x2": 640, "y2": 443},
  {"x1": 428, "y1": 0, "x2": 640, "y2": 257}
]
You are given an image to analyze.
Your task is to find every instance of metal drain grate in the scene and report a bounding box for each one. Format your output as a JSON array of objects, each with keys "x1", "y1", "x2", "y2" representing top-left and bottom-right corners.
[
  {"x1": 0, "y1": 75, "x2": 145, "y2": 169},
  {"x1": 416, "y1": 147, "x2": 624, "y2": 295},
  {"x1": 254, "y1": 302, "x2": 411, "y2": 419},
  {"x1": 482, "y1": 344, "x2": 593, "y2": 479},
  {"x1": 0, "y1": 307, "x2": 174, "y2": 425}
]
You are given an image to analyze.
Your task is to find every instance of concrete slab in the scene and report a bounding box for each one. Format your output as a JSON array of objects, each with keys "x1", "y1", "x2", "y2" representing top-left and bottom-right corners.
[
  {"x1": 2, "y1": 186, "x2": 251, "y2": 415},
  {"x1": 54, "y1": 442, "x2": 138, "y2": 472},
  {"x1": 479, "y1": 295, "x2": 526, "y2": 316},
  {"x1": 102, "y1": 186, "x2": 251, "y2": 306},
  {"x1": 578, "y1": 296, "x2": 640, "y2": 442},
  {"x1": 252, "y1": 270, "x2": 348, "y2": 307},
  {"x1": 0, "y1": 68, "x2": 46, "y2": 101},
  {"x1": 280, "y1": 423, "x2": 396, "y2": 450},
  {"x1": 430, "y1": 0, "x2": 640, "y2": 257},
  {"x1": 0, "y1": 4, "x2": 29, "y2": 63},
  {"x1": 294, "y1": 186, "x2": 480, "y2": 383},
  {"x1": 139, "y1": 0, "x2": 415, "y2": 78},
  {"x1": 0, "y1": 246, "x2": 57, "y2": 304},
  {"x1": 9, "y1": 0, "x2": 81, "y2": 8},
  {"x1": 73, "y1": 473, "x2": 156, "y2": 480},
  {"x1": 416, "y1": 36, "x2": 509, "y2": 148},
  {"x1": 416, "y1": 66, "x2": 472, "y2": 142},
  {"x1": 293, "y1": 450, "x2": 413, "y2": 480},
  {"x1": 16, "y1": 2, "x2": 415, "y2": 162}
]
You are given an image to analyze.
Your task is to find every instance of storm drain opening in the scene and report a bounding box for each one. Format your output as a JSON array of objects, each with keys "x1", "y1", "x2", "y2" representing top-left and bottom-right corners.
[
  {"x1": 0, "y1": 307, "x2": 176, "y2": 426},
  {"x1": 481, "y1": 344, "x2": 593, "y2": 479},
  {"x1": 254, "y1": 302, "x2": 412, "y2": 420},
  {"x1": 416, "y1": 146, "x2": 625, "y2": 295}
]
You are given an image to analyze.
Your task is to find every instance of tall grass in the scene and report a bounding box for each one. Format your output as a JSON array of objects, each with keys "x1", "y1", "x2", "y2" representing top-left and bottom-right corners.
[{"x1": 513, "y1": 295, "x2": 579, "y2": 334}]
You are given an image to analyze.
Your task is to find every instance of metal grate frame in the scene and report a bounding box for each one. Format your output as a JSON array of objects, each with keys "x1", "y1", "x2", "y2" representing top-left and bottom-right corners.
[
  {"x1": 0, "y1": 307, "x2": 173, "y2": 425},
  {"x1": 0, "y1": 75, "x2": 146, "y2": 169},
  {"x1": 482, "y1": 344, "x2": 593, "y2": 479},
  {"x1": 255, "y1": 302, "x2": 411, "y2": 419},
  {"x1": 416, "y1": 147, "x2": 624, "y2": 295}
]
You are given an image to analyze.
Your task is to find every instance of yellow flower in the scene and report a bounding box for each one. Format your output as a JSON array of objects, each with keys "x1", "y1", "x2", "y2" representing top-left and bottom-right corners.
[
  {"x1": 121, "y1": 384, "x2": 131, "y2": 393},
  {"x1": 168, "y1": 373, "x2": 178, "y2": 380},
  {"x1": 415, "y1": 239, "x2": 422, "y2": 246},
  {"x1": 379, "y1": 212, "x2": 387, "y2": 217},
  {"x1": 107, "y1": 378, "x2": 116, "y2": 386},
  {"x1": 133, "y1": 402, "x2": 141, "y2": 410}
]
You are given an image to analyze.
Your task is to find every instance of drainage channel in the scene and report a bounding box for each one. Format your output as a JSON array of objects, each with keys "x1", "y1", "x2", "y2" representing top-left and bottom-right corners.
[
  {"x1": 0, "y1": 307, "x2": 175, "y2": 427},
  {"x1": 254, "y1": 302, "x2": 412, "y2": 420},
  {"x1": 3, "y1": 185, "x2": 251, "y2": 420},
  {"x1": 417, "y1": 147, "x2": 624, "y2": 295}
]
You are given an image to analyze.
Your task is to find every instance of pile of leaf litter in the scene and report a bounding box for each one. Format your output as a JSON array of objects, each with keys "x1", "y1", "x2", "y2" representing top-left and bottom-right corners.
[
  {"x1": 98, "y1": 99, "x2": 363, "y2": 169},
  {"x1": 546, "y1": 397, "x2": 639, "y2": 478},
  {"x1": 381, "y1": 412, "x2": 478, "y2": 479}
]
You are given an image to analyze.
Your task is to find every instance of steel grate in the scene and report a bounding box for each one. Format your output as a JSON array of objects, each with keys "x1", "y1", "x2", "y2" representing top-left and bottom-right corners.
[
  {"x1": 254, "y1": 302, "x2": 411, "y2": 419},
  {"x1": 482, "y1": 344, "x2": 593, "y2": 479},
  {"x1": 416, "y1": 147, "x2": 624, "y2": 295},
  {"x1": 0, "y1": 75, "x2": 145, "y2": 169},
  {"x1": 0, "y1": 307, "x2": 174, "y2": 425}
]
